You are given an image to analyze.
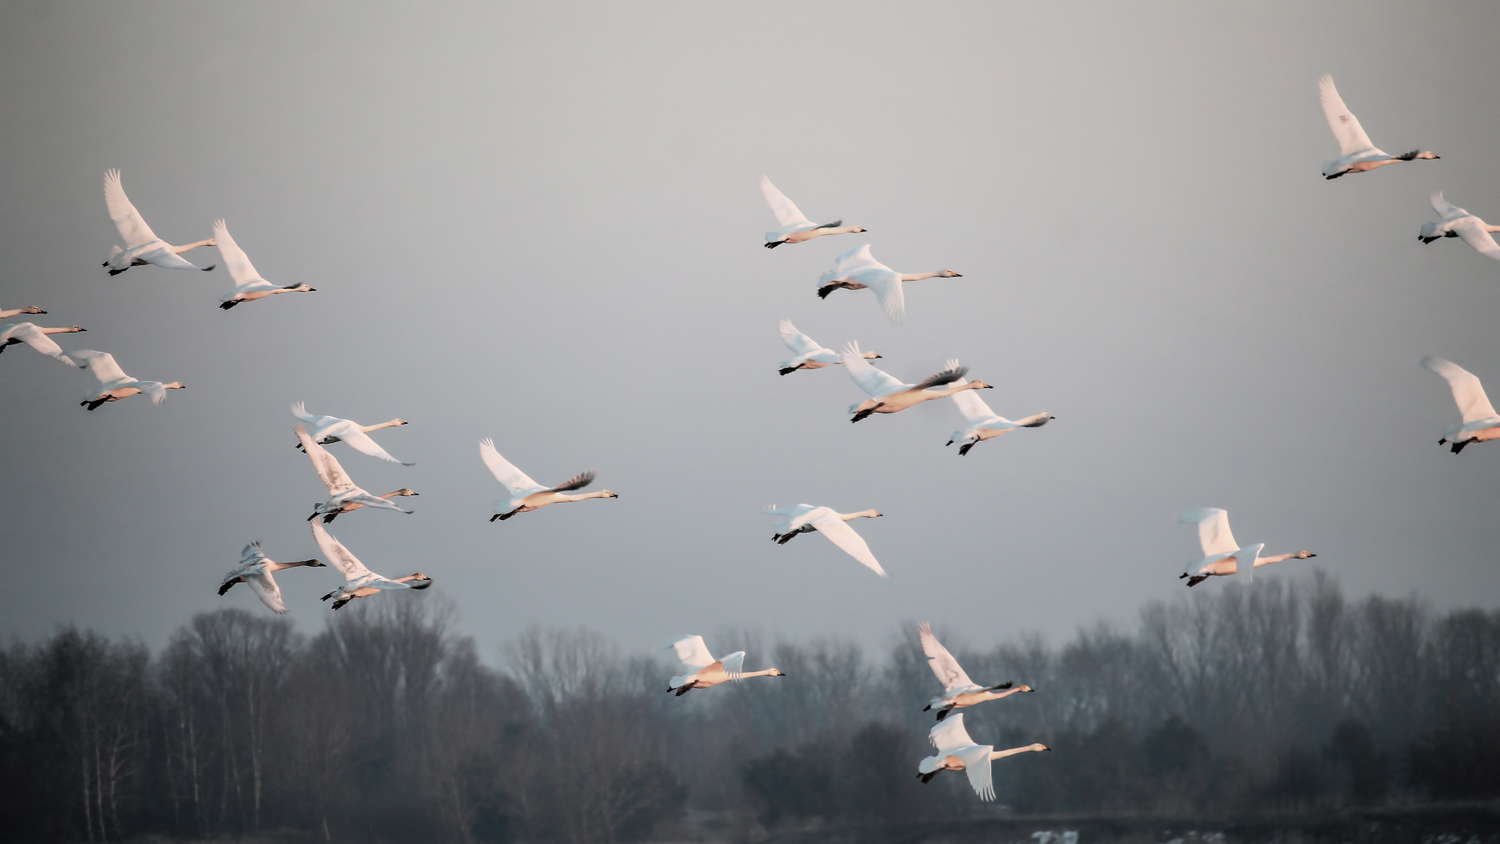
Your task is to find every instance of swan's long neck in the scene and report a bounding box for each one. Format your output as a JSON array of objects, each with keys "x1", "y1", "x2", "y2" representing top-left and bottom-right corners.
[
  {"x1": 1254, "y1": 551, "x2": 1309, "y2": 567},
  {"x1": 927, "y1": 382, "x2": 986, "y2": 399},
  {"x1": 393, "y1": 573, "x2": 426, "y2": 584},
  {"x1": 989, "y1": 744, "x2": 1047, "y2": 761},
  {"x1": 377, "y1": 490, "x2": 411, "y2": 500},
  {"x1": 39, "y1": 326, "x2": 85, "y2": 335},
  {"x1": 0, "y1": 308, "x2": 42, "y2": 319},
  {"x1": 839, "y1": 509, "x2": 881, "y2": 521},
  {"x1": 172, "y1": 238, "x2": 216, "y2": 254},
  {"x1": 739, "y1": 668, "x2": 782, "y2": 679},
  {"x1": 361, "y1": 419, "x2": 405, "y2": 433},
  {"x1": 1485, "y1": 224, "x2": 1500, "y2": 233},
  {"x1": 816, "y1": 226, "x2": 862, "y2": 237},
  {"x1": 557, "y1": 490, "x2": 614, "y2": 502},
  {"x1": 899, "y1": 271, "x2": 943, "y2": 282},
  {"x1": 163, "y1": 382, "x2": 186, "y2": 390},
  {"x1": 278, "y1": 558, "x2": 322, "y2": 570}
]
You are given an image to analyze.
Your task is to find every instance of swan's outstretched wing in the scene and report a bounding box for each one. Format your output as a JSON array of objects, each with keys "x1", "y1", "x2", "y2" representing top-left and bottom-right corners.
[
  {"x1": 1179, "y1": 508, "x2": 1239, "y2": 557},
  {"x1": 760, "y1": 175, "x2": 811, "y2": 228},
  {"x1": 861, "y1": 270, "x2": 907, "y2": 325},
  {"x1": 1319, "y1": 76, "x2": 1375, "y2": 156},
  {"x1": 913, "y1": 365, "x2": 967, "y2": 392},
  {"x1": 764, "y1": 503, "x2": 816, "y2": 533},
  {"x1": 778, "y1": 319, "x2": 823, "y2": 357},
  {"x1": 245, "y1": 572, "x2": 288, "y2": 614},
  {"x1": 958, "y1": 745, "x2": 996, "y2": 801},
  {"x1": 325, "y1": 423, "x2": 413, "y2": 465},
  {"x1": 1422, "y1": 356, "x2": 1499, "y2": 422},
  {"x1": 290, "y1": 402, "x2": 324, "y2": 426},
  {"x1": 103, "y1": 169, "x2": 160, "y2": 248},
  {"x1": 1431, "y1": 191, "x2": 1468, "y2": 221},
  {"x1": 137, "y1": 380, "x2": 168, "y2": 405},
  {"x1": 929, "y1": 712, "x2": 979, "y2": 751},
  {"x1": 72, "y1": 350, "x2": 129, "y2": 384},
  {"x1": 239, "y1": 541, "x2": 266, "y2": 566},
  {"x1": 663, "y1": 635, "x2": 715, "y2": 670},
  {"x1": 479, "y1": 438, "x2": 543, "y2": 496},
  {"x1": 212, "y1": 219, "x2": 262, "y2": 285},
  {"x1": 548, "y1": 471, "x2": 595, "y2": 493},
  {"x1": 943, "y1": 359, "x2": 1002, "y2": 423},
  {"x1": 821, "y1": 244, "x2": 885, "y2": 282},
  {"x1": 310, "y1": 520, "x2": 373, "y2": 582},
  {"x1": 808, "y1": 508, "x2": 886, "y2": 577},
  {"x1": 918, "y1": 622, "x2": 975, "y2": 691},
  {"x1": 1239, "y1": 543, "x2": 1264, "y2": 584},
  {"x1": 841, "y1": 342, "x2": 907, "y2": 398},
  {"x1": 1451, "y1": 217, "x2": 1500, "y2": 261},
  {"x1": 2, "y1": 324, "x2": 73, "y2": 365},
  {"x1": 719, "y1": 651, "x2": 747, "y2": 680},
  {"x1": 296, "y1": 424, "x2": 356, "y2": 494}
]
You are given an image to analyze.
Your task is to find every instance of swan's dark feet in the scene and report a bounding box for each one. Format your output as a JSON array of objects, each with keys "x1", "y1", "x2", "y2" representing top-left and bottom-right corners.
[
  {"x1": 84, "y1": 398, "x2": 108, "y2": 411},
  {"x1": 1187, "y1": 575, "x2": 1209, "y2": 587},
  {"x1": 851, "y1": 408, "x2": 876, "y2": 423},
  {"x1": 322, "y1": 513, "x2": 338, "y2": 524},
  {"x1": 1451, "y1": 440, "x2": 1470, "y2": 454},
  {"x1": 958, "y1": 442, "x2": 975, "y2": 456},
  {"x1": 1179, "y1": 573, "x2": 1188, "y2": 579},
  {"x1": 776, "y1": 533, "x2": 797, "y2": 546},
  {"x1": 107, "y1": 268, "x2": 128, "y2": 276},
  {"x1": 918, "y1": 772, "x2": 936, "y2": 784},
  {"x1": 497, "y1": 509, "x2": 520, "y2": 521},
  {"x1": 779, "y1": 367, "x2": 796, "y2": 376},
  {"x1": 764, "y1": 241, "x2": 782, "y2": 249},
  {"x1": 219, "y1": 300, "x2": 239, "y2": 310},
  {"x1": 935, "y1": 708, "x2": 951, "y2": 722}
]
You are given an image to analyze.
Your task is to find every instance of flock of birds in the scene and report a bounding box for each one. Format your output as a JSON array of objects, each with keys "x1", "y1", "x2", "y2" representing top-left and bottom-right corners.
[{"x1": 3, "y1": 75, "x2": 1496, "y2": 801}]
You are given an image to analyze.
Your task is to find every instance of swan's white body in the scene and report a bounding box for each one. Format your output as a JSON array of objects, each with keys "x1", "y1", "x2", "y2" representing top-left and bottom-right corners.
[
  {"x1": 941, "y1": 358, "x2": 1052, "y2": 455},
  {"x1": 479, "y1": 438, "x2": 617, "y2": 521},
  {"x1": 660, "y1": 635, "x2": 785, "y2": 695},
  {"x1": 0, "y1": 323, "x2": 85, "y2": 367},
  {"x1": 841, "y1": 343, "x2": 990, "y2": 422},
  {"x1": 292, "y1": 403, "x2": 412, "y2": 465},
  {"x1": 213, "y1": 219, "x2": 315, "y2": 309},
  {"x1": 916, "y1": 714, "x2": 1049, "y2": 801},
  {"x1": 295, "y1": 424, "x2": 416, "y2": 522},
  {"x1": 764, "y1": 503, "x2": 885, "y2": 577},
  {"x1": 309, "y1": 520, "x2": 431, "y2": 610},
  {"x1": 759, "y1": 175, "x2": 864, "y2": 248},
  {"x1": 1178, "y1": 508, "x2": 1311, "y2": 586},
  {"x1": 817, "y1": 244, "x2": 961, "y2": 324},
  {"x1": 218, "y1": 540, "x2": 325, "y2": 614},
  {"x1": 918, "y1": 622, "x2": 1032, "y2": 719},
  {"x1": 1422, "y1": 355, "x2": 1500, "y2": 453},
  {"x1": 1419, "y1": 193, "x2": 1500, "y2": 261},
  {"x1": 101, "y1": 169, "x2": 216, "y2": 275},
  {"x1": 1318, "y1": 76, "x2": 1438, "y2": 179},
  {"x1": 776, "y1": 318, "x2": 878, "y2": 375},
  {"x1": 72, "y1": 350, "x2": 185, "y2": 410},
  {"x1": 0, "y1": 306, "x2": 46, "y2": 319}
]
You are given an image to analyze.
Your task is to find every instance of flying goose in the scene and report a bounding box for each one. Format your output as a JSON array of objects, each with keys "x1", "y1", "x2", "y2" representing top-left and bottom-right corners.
[
  {"x1": 917, "y1": 713, "x2": 1049, "y2": 800},
  {"x1": 218, "y1": 540, "x2": 324, "y2": 614},
  {"x1": 101, "y1": 169, "x2": 216, "y2": 275},
  {"x1": 760, "y1": 175, "x2": 865, "y2": 248},
  {"x1": 295, "y1": 424, "x2": 416, "y2": 522},
  {"x1": 1177, "y1": 508, "x2": 1310, "y2": 586},
  {"x1": 212, "y1": 219, "x2": 315, "y2": 309},
  {"x1": 0, "y1": 323, "x2": 85, "y2": 366},
  {"x1": 764, "y1": 503, "x2": 885, "y2": 577},
  {"x1": 817, "y1": 244, "x2": 961, "y2": 324},
  {"x1": 309, "y1": 520, "x2": 432, "y2": 610},
  {"x1": 941, "y1": 358, "x2": 1052, "y2": 455},
  {"x1": 841, "y1": 343, "x2": 990, "y2": 422},
  {"x1": 72, "y1": 350, "x2": 185, "y2": 410},
  {"x1": 0, "y1": 306, "x2": 46, "y2": 319},
  {"x1": 776, "y1": 318, "x2": 880, "y2": 375},
  {"x1": 918, "y1": 622, "x2": 1033, "y2": 721},
  {"x1": 479, "y1": 438, "x2": 618, "y2": 521},
  {"x1": 661, "y1": 635, "x2": 785, "y2": 695},
  {"x1": 292, "y1": 402, "x2": 412, "y2": 465},
  {"x1": 1318, "y1": 76, "x2": 1439, "y2": 180},
  {"x1": 1421, "y1": 355, "x2": 1500, "y2": 453},
  {"x1": 1419, "y1": 192, "x2": 1500, "y2": 260}
]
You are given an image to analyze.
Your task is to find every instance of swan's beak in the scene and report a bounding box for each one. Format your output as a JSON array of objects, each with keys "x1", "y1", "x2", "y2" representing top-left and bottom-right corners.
[
  {"x1": 410, "y1": 492, "x2": 420, "y2": 496},
  {"x1": 78, "y1": 328, "x2": 87, "y2": 332},
  {"x1": 1307, "y1": 553, "x2": 1318, "y2": 558},
  {"x1": 953, "y1": 273, "x2": 963, "y2": 277}
]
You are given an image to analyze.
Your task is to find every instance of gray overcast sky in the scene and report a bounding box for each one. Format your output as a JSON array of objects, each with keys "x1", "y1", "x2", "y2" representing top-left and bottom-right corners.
[{"x1": 2, "y1": 2, "x2": 1497, "y2": 657}]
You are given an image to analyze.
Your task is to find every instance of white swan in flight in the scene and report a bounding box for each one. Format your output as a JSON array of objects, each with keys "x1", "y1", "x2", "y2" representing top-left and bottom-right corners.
[
  {"x1": 72, "y1": 350, "x2": 185, "y2": 410},
  {"x1": 0, "y1": 305, "x2": 46, "y2": 319},
  {"x1": 0, "y1": 323, "x2": 85, "y2": 366},
  {"x1": 841, "y1": 343, "x2": 990, "y2": 423},
  {"x1": 818, "y1": 244, "x2": 961, "y2": 324},
  {"x1": 918, "y1": 622, "x2": 1033, "y2": 721},
  {"x1": 917, "y1": 713, "x2": 1049, "y2": 800},
  {"x1": 1421, "y1": 355, "x2": 1500, "y2": 453},
  {"x1": 1318, "y1": 76, "x2": 1438, "y2": 180},
  {"x1": 776, "y1": 318, "x2": 879, "y2": 375},
  {"x1": 764, "y1": 503, "x2": 886, "y2": 577},
  {"x1": 479, "y1": 438, "x2": 618, "y2": 521},
  {"x1": 212, "y1": 219, "x2": 315, "y2": 309},
  {"x1": 101, "y1": 169, "x2": 216, "y2": 275},
  {"x1": 941, "y1": 358, "x2": 1052, "y2": 455},
  {"x1": 661, "y1": 635, "x2": 785, "y2": 695},
  {"x1": 760, "y1": 175, "x2": 865, "y2": 248},
  {"x1": 1177, "y1": 508, "x2": 1311, "y2": 586},
  {"x1": 1419, "y1": 193, "x2": 1500, "y2": 261},
  {"x1": 218, "y1": 540, "x2": 325, "y2": 614},
  {"x1": 292, "y1": 403, "x2": 412, "y2": 465},
  {"x1": 310, "y1": 520, "x2": 432, "y2": 610},
  {"x1": 295, "y1": 424, "x2": 416, "y2": 522}
]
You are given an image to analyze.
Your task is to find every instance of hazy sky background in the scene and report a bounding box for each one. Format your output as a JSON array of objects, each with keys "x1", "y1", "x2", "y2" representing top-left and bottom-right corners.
[{"x1": 2, "y1": 2, "x2": 1498, "y2": 659}]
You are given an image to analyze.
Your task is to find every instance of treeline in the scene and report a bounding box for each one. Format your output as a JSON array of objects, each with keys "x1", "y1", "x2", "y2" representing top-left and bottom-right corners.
[{"x1": 1, "y1": 573, "x2": 1497, "y2": 843}]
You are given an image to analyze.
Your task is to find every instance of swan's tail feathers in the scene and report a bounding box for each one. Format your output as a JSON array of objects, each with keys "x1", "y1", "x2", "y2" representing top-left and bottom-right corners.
[{"x1": 814, "y1": 219, "x2": 843, "y2": 230}]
